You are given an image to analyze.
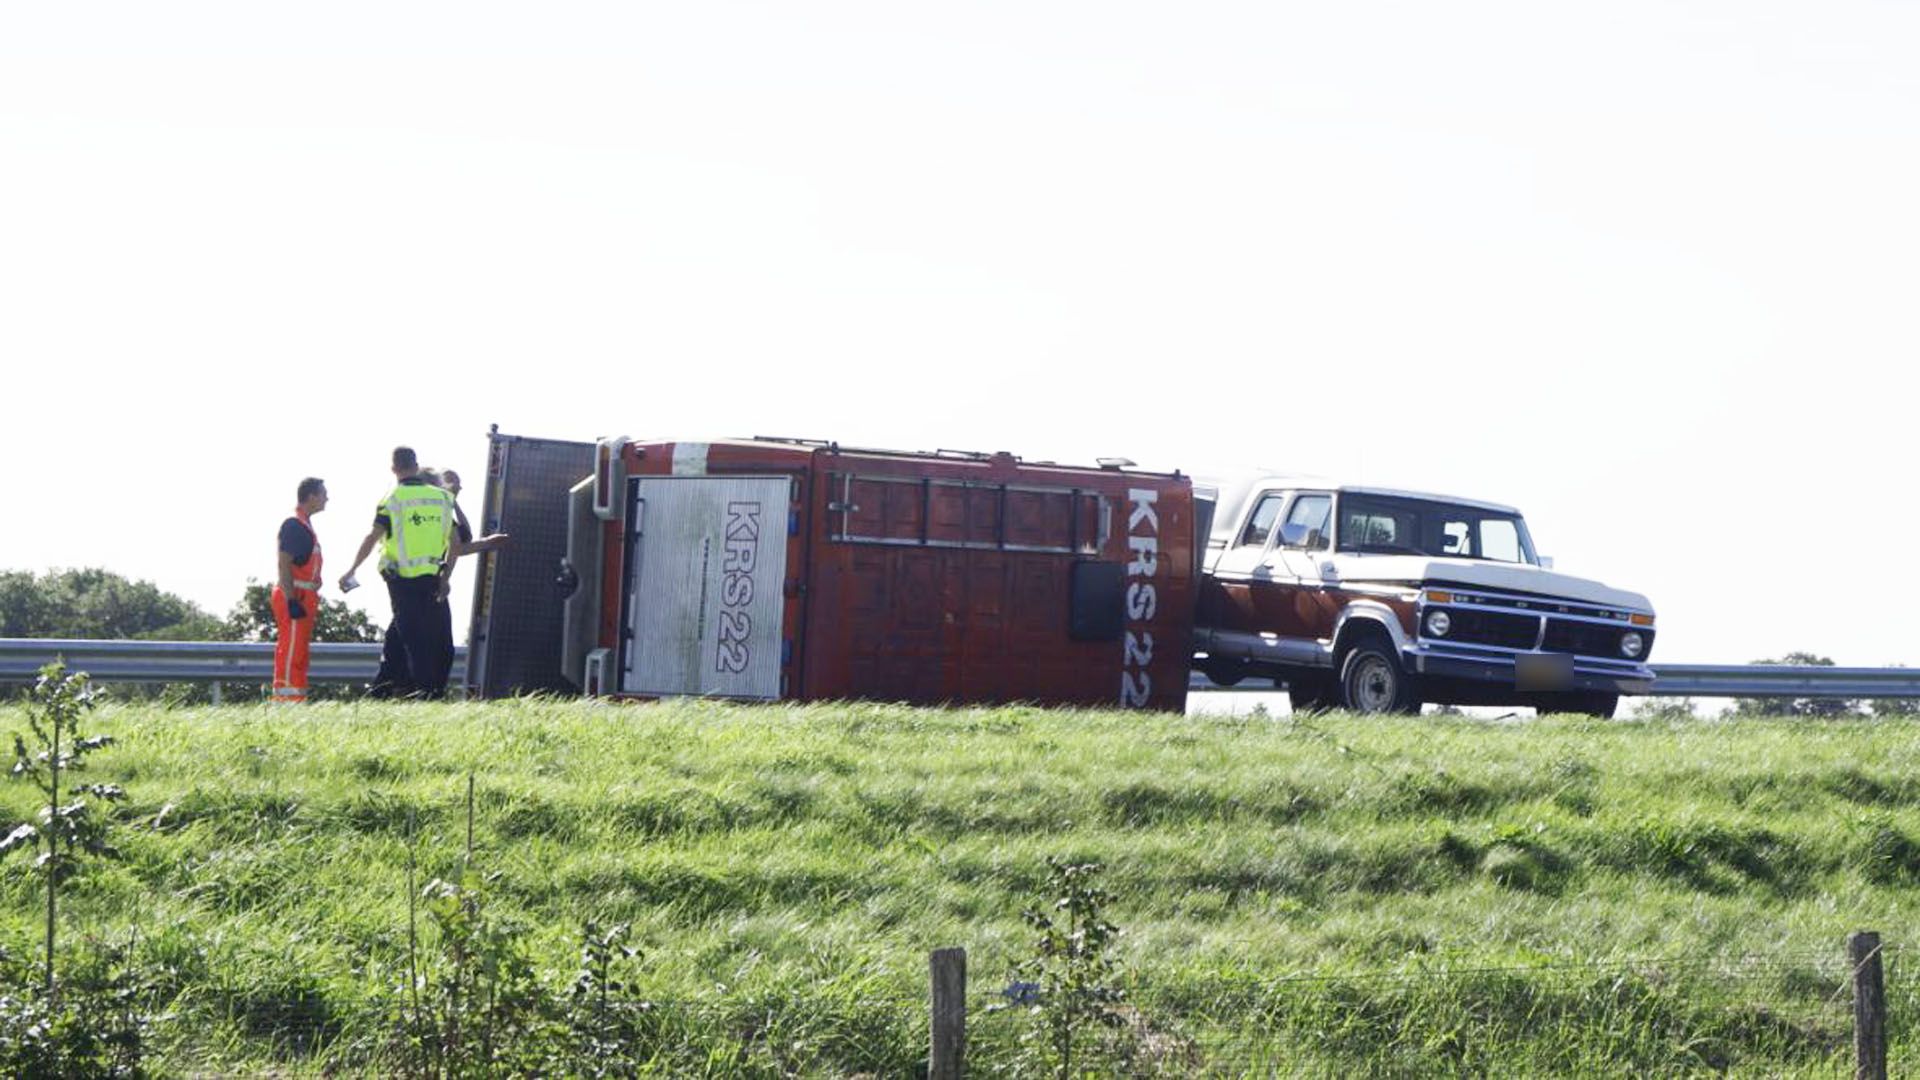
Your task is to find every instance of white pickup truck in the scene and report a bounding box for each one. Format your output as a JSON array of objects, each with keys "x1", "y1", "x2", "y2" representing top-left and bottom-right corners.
[{"x1": 1193, "y1": 475, "x2": 1655, "y2": 717}]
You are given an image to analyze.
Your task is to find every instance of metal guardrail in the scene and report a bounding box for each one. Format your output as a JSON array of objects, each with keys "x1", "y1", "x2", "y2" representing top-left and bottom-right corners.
[
  {"x1": 1185, "y1": 664, "x2": 1920, "y2": 698},
  {"x1": 1638, "y1": 664, "x2": 1920, "y2": 699},
  {"x1": 2, "y1": 639, "x2": 1915, "y2": 701},
  {"x1": 0, "y1": 639, "x2": 466, "y2": 694}
]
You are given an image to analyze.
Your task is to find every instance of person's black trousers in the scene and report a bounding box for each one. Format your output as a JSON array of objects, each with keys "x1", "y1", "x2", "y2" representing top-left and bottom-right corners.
[
  {"x1": 379, "y1": 573, "x2": 451, "y2": 699},
  {"x1": 368, "y1": 619, "x2": 415, "y2": 698}
]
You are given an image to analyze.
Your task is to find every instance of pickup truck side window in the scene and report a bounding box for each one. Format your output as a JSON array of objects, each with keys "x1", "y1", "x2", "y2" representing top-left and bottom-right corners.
[
  {"x1": 1284, "y1": 494, "x2": 1331, "y2": 550},
  {"x1": 1338, "y1": 496, "x2": 1423, "y2": 555},
  {"x1": 1238, "y1": 493, "x2": 1285, "y2": 547},
  {"x1": 1343, "y1": 511, "x2": 1415, "y2": 552}
]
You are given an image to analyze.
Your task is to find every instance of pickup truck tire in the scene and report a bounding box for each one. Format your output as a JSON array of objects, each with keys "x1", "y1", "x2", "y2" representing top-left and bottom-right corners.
[
  {"x1": 1539, "y1": 693, "x2": 1619, "y2": 719},
  {"x1": 1337, "y1": 639, "x2": 1420, "y2": 715}
]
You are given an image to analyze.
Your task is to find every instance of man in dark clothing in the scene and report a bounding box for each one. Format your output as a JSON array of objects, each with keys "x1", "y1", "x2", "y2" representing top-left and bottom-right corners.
[{"x1": 338, "y1": 447, "x2": 458, "y2": 698}]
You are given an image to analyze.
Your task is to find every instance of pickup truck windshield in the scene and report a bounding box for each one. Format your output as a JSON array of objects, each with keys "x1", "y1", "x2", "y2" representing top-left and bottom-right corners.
[{"x1": 1335, "y1": 494, "x2": 1536, "y2": 564}]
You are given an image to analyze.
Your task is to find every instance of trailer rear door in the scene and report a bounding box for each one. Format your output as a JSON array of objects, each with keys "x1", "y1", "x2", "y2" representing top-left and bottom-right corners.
[
  {"x1": 621, "y1": 475, "x2": 791, "y2": 700},
  {"x1": 466, "y1": 430, "x2": 596, "y2": 696}
]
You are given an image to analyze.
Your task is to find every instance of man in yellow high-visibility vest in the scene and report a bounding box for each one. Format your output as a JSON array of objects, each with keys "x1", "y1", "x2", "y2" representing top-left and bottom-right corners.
[{"x1": 339, "y1": 446, "x2": 460, "y2": 698}]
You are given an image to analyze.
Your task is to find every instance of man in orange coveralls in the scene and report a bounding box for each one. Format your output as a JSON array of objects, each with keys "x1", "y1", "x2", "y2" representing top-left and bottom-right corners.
[{"x1": 273, "y1": 477, "x2": 330, "y2": 702}]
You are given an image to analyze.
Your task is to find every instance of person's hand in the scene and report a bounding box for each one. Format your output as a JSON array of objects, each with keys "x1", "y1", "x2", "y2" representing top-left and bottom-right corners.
[{"x1": 290, "y1": 599, "x2": 309, "y2": 620}]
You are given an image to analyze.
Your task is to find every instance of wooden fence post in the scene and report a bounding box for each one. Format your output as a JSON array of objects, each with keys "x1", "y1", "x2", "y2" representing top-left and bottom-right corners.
[
  {"x1": 1850, "y1": 930, "x2": 1887, "y2": 1080},
  {"x1": 930, "y1": 947, "x2": 967, "y2": 1080}
]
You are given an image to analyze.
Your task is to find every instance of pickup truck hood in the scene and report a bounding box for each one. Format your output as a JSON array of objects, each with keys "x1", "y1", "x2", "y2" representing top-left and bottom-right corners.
[{"x1": 1327, "y1": 555, "x2": 1653, "y2": 614}]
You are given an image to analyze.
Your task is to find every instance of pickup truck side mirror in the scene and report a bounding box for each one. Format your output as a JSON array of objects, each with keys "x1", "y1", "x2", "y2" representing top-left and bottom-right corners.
[
  {"x1": 1538, "y1": 555, "x2": 1554, "y2": 570},
  {"x1": 1278, "y1": 522, "x2": 1310, "y2": 548}
]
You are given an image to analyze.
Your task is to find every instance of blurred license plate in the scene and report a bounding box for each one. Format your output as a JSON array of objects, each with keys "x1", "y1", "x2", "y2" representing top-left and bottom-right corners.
[{"x1": 1515, "y1": 653, "x2": 1575, "y2": 690}]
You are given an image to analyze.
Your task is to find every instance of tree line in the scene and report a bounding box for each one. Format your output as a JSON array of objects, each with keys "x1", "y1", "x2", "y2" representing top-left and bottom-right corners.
[{"x1": 0, "y1": 568, "x2": 379, "y2": 645}]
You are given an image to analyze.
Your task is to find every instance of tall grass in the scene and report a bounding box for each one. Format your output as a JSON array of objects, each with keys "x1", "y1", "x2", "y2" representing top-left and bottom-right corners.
[{"x1": 0, "y1": 696, "x2": 1913, "y2": 1074}]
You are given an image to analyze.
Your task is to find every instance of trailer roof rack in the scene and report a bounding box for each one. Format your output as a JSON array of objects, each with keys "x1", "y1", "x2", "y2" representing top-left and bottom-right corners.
[
  {"x1": 750, "y1": 435, "x2": 834, "y2": 448},
  {"x1": 747, "y1": 436, "x2": 1036, "y2": 464}
]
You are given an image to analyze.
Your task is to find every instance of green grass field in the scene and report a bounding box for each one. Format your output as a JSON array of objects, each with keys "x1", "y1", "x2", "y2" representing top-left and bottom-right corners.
[{"x1": 0, "y1": 696, "x2": 1915, "y2": 1076}]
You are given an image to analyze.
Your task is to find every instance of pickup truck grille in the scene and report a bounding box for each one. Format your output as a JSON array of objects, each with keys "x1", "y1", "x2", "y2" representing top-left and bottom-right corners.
[
  {"x1": 1543, "y1": 618, "x2": 1654, "y2": 661},
  {"x1": 1445, "y1": 609, "x2": 1541, "y2": 650}
]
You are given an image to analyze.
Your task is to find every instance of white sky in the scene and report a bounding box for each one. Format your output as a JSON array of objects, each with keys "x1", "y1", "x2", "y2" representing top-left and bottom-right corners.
[{"x1": 3, "y1": 1, "x2": 1917, "y2": 666}]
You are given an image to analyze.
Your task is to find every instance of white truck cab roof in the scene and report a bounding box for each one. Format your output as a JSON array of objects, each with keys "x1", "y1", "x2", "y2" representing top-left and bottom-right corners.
[{"x1": 1201, "y1": 473, "x2": 1523, "y2": 544}]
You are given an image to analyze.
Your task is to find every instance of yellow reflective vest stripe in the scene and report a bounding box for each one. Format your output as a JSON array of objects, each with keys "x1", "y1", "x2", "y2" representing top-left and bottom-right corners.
[{"x1": 381, "y1": 483, "x2": 455, "y2": 578}]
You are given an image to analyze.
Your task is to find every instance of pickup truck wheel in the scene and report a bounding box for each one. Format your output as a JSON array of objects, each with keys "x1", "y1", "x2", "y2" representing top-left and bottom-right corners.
[
  {"x1": 1337, "y1": 641, "x2": 1419, "y2": 715},
  {"x1": 1539, "y1": 693, "x2": 1619, "y2": 718},
  {"x1": 1200, "y1": 658, "x2": 1249, "y2": 688}
]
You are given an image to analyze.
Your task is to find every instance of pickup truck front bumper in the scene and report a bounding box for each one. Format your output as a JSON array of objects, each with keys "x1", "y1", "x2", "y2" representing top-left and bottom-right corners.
[{"x1": 1406, "y1": 645, "x2": 1655, "y2": 696}]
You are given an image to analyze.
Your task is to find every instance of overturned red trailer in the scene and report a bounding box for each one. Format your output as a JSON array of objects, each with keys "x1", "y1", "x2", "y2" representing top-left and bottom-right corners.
[{"x1": 466, "y1": 431, "x2": 1206, "y2": 711}]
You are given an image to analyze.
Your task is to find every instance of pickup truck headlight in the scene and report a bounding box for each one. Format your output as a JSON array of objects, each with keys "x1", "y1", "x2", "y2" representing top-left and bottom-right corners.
[
  {"x1": 1620, "y1": 631, "x2": 1645, "y2": 659},
  {"x1": 1425, "y1": 610, "x2": 1452, "y2": 638}
]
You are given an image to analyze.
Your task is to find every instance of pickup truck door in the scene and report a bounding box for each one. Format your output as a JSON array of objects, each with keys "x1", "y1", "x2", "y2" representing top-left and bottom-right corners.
[
  {"x1": 1200, "y1": 489, "x2": 1332, "y2": 664},
  {"x1": 1199, "y1": 490, "x2": 1285, "y2": 640},
  {"x1": 1274, "y1": 491, "x2": 1336, "y2": 584},
  {"x1": 1268, "y1": 492, "x2": 1338, "y2": 643}
]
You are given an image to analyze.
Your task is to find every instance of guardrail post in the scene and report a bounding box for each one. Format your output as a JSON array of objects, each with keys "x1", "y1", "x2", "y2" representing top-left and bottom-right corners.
[
  {"x1": 1851, "y1": 930, "x2": 1887, "y2": 1080},
  {"x1": 930, "y1": 947, "x2": 966, "y2": 1079}
]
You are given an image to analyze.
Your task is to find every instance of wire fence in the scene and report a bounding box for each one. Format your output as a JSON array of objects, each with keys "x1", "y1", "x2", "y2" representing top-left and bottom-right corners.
[
  {"x1": 961, "y1": 947, "x2": 1909, "y2": 1077},
  {"x1": 106, "y1": 942, "x2": 1911, "y2": 1076}
]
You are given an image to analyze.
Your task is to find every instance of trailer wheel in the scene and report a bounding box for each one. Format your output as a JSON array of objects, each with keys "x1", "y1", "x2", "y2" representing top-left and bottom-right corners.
[
  {"x1": 1337, "y1": 638, "x2": 1419, "y2": 715},
  {"x1": 1287, "y1": 673, "x2": 1334, "y2": 714},
  {"x1": 1200, "y1": 658, "x2": 1250, "y2": 687},
  {"x1": 1538, "y1": 693, "x2": 1619, "y2": 719}
]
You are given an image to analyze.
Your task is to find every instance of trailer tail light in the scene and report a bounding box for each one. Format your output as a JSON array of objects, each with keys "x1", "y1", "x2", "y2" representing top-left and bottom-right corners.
[{"x1": 593, "y1": 437, "x2": 629, "y2": 521}]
